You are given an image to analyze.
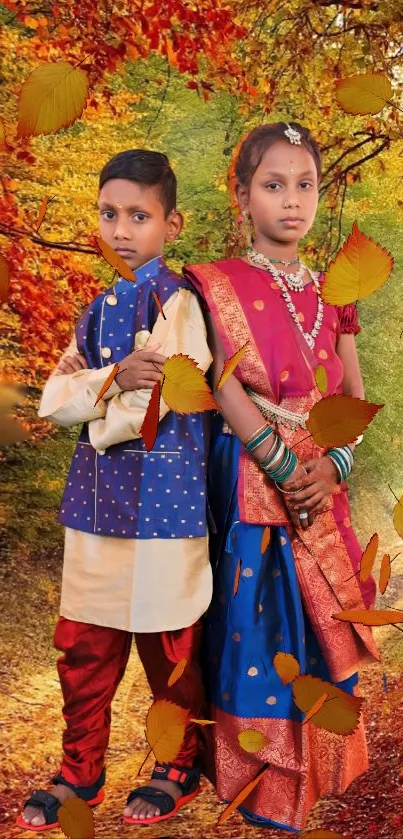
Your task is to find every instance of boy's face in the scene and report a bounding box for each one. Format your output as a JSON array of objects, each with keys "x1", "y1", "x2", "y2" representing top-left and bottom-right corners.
[{"x1": 98, "y1": 178, "x2": 182, "y2": 270}]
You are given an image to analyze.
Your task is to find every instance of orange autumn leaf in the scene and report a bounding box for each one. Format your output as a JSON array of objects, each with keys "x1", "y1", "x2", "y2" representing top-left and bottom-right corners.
[
  {"x1": 94, "y1": 363, "x2": 121, "y2": 407},
  {"x1": 152, "y1": 290, "x2": 166, "y2": 320},
  {"x1": 140, "y1": 380, "x2": 161, "y2": 452},
  {"x1": 167, "y1": 657, "x2": 187, "y2": 688},
  {"x1": 36, "y1": 195, "x2": 55, "y2": 231},
  {"x1": 0, "y1": 252, "x2": 10, "y2": 303},
  {"x1": 359, "y1": 533, "x2": 379, "y2": 582},
  {"x1": 261, "y1": 526, "x2": 271, "y2": 554},
  {"x1": 314, "y1": 364, "x2": 328, "y2": 394},
  {"x1": 322, "y1": 223, "x2": 393, "y2": 305},
  {"x1": 17, "y1": 61, "x2": 89, "y2": 137},
  {"x1": 392, "y1": 494, "x2": 403, "y2": 539},
  {"x1": 94, "y1": 236, "x2": 136, "y2": 283},
  {"x1": 292, "y1": 674, "x2": 363, "y2": 735},
  {"x1": 302, "y1": 691, "x2": 329, "y2": 725},
  {"x1": 233, "y1": 558, "x2": 242, "y2": 596},
  {"x1": 216, "y1": 341, "x2": 249, "y2": 390},
  {"x1": 306, "y1": 395, "x2": 383, "y2": 448},
  {"x1": 273, "y1": 652, "x2": 300, "y2": 685},
  {"x1": 379, "y1": 554, "x2": 391, "y2": 595},
  {"x1": 332, "y1": 608, "x2": 403, "y2": 626},
  {"x1": 302, "y1": 830, "x2": 346, "y2": 838},
  {"x1": 165, "y1": 36, "x2": 178, "y2": 67},
  {"x1": 146, "y1": 699, "x2": 188, "y2": 764},
  {"x1": 238, "y1": 729, "x2": 268, "y2": 753},
  {"x1": 336, "y1": 71, "x2": 393, "y2": 116},
  {"x1": 190, "y1": 718, "x2": 217, "y2": 726},
  {"x1": 161, "y1": 354, "x2": 219, "y2": 414},
  {"x1": 0, "y1": 119, "x2": 6, "y2": 150},
  {"x1": 57, "y1": 797, "x2": 94, "y2": 839},
  {"x1": 217, "y1": 765, "x2": 268, "y2": 825}
]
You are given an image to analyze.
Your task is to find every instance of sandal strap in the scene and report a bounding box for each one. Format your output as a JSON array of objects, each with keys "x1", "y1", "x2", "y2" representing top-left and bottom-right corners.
[
  {"x1": 151, "y1": 762, "x2": 200, "y2": 795},
  {"x1": 126, "y1": 786, "x2": 175, "y2": 816},
  {"x1": 50, "y1": 766, "x2": 106, "y2": 800},
  {"x1": 22, "y1": 790, "x2": 61, "y2": 825}
]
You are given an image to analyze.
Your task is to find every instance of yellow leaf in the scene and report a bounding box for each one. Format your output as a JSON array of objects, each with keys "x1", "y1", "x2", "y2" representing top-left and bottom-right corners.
[
  {"x1": 261, "y1": 526, "x2": 271, "y2": 554},
  {"x1": 379, "y1": 554, "x2": 391, "y2": 595},
  {"x1": 238, "y1": 729, "x2": 268, "y2": 753},
  {"x1": 359, "y1": 533, "x2": 379, "y2": 582},
  {"x1": 273, "y1": 652, "x2": 300, "y2": 685},
  {"x1": 314, "y1": 364, "x2": 328, "y2": 394},
  {"x1": 94, "y1": 236, "x2": 136, "y2": 283},
  {"x1": 146, "y1": 699, "x2": 188, "y2": 764},
  {"x1": 336, "y1": 72, "x2": 393, "y2": 115},
  {"x1": 292, "y1": 674, "x2": 363, "y2": 735},
  {"x1": 332, "y1": 608, "x2": 403, "y2": 626},
  {"x1": 17, "y1": 61, "x2": 89, "y2": 137},
  {"x1": 57, "y1": 797, "x2": 94, "y2": 839},
  {"x1": 302, "y1": 691, "x2": 329, "y2": 725},
  {"x1": 306, "y1": 395, "x2": 383, "y2": 447},
  {"x1": 0, "y1": 252, "x2": 10, "y2": 303},
  {"x1": 393, "y1": 494, "x2": 403, "y2": 539},
  {"x1": 302, "y1": 830, "x2": 346, "y2": 838},
  {"x1": 217, "y1": 765, "x2": 268, "y2": 825},
  {"x1": 161, "y1": 354, "x2": 219, "y2": 414},
  {"x1": 167, "y1": 657, "x2": 187, "y2": 688},
  {"x1": 216, "y1": 341, "x2": 249, "y2": 390},
  {"x1": 322, "y1": 223, "x2": 393, "y2": 305},
  {"x1": 190, "y1": 718, "x2": 217, "y2": 726}
]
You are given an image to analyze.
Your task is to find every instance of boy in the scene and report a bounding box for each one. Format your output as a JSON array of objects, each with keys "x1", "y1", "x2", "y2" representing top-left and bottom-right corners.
[{"x1": 17, "y1": 150, "x2": 213, "y2": 830}]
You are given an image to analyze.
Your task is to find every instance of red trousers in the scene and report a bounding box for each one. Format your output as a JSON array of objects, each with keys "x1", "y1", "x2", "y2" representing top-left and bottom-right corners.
[{"x1": 53, "y1": 616, "x2": 205, "y2": 787}]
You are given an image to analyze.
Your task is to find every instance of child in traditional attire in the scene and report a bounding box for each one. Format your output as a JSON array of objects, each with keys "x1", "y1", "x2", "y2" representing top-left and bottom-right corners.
[
  {"x1": 184, "y1": 123, "x2": 380, "y2": 832},
  {"x1": 17, "y1": 150, "x2": 213, "y2": 831}
]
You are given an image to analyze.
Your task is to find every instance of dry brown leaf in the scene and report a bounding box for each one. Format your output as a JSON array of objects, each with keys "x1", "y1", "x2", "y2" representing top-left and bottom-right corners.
[
  {"x1": 94, "y1": 363, "x2": 120, "y2": 407},
  {"x1": 167, "y1": 657, "x2": 187, "y2": 688},
  {"x1": 306, "y1": 394, "x2": 383, "y2": 447},
  {"x1": 302, "y1": 691, "x2": 329, "y2": 726},
  {"x1": 217, "y1": 765, "x2": 268, "y2": 825},
  {"x1": 332, "y1": 608, "x2": 403, "y2": 626},
  {"x1": 393, "y1": 494, "x2": 403, "y2": 539},
  {"x1": 273, "y1": 652, "x2": 300, "y2": 685},
  {"x1": 140, "y1": 380, "x2": 161, "y2": 452},
  {"x1": 379, "y1": 553, "x2": 391, "y2": 595},
  {"x1": 216, "y1": 341, "x2": 249, "y2": 390},
  {"x1": 233, "y1": 558, "x2": 242, "y2": 596},
  {"x1": 0, "y1": 252, "x2": 10, "y2": 303},
  {"x1": 359, "y1": 532, "x2": 379, "y2": 582},
  {"x1": 146, "y1": 698, "x2": 188, "y2": 764},
  {"x1": 152, "y1": 290, "x2": 166, "y2": 320},
  {"x1": 94, "y1": 236, "x2": 136, "y2": 282},
  {"x1": 36, "y1": 195, "x2": 55, "y2": 231},
  {"x1": 238, "y1": 729, "x2": 268, "y2": 753},
  {"x1": 57, "y1": 797, "x2": 94, "y2": 839},
  {"x1": 261, "y1": 526, "x2": 271, "y2": 554},
  {"x1": 293, "y1": 674, "x2": 363, "y2": 735}
]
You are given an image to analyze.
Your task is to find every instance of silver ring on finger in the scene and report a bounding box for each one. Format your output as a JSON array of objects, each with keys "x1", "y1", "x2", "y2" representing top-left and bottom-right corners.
[{"x1": 298, "y1": 509, "x2": 309, "y2": 520}]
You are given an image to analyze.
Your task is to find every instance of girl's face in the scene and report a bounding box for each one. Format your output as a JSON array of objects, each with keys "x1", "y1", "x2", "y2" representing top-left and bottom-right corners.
[{"x1": 238, "y1": 140, "x2": 319, "y2": 248}]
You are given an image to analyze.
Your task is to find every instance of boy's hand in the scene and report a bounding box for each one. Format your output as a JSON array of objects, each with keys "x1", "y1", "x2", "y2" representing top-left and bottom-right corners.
[
  {"x1": 116, "y1": 343, "x2": 167, "y2": 391},
  {"x1": 55, "y1": 353, "x2": 89, "y2": 375},
  {"x1": 286, "y1": 456, "x2": 338, "y2": 517}
]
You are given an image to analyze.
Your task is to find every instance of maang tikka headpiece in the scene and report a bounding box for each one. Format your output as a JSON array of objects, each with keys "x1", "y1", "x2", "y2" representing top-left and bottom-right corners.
[{"x1": 284, "y1": 123, "x2": 302, "y2": 145}]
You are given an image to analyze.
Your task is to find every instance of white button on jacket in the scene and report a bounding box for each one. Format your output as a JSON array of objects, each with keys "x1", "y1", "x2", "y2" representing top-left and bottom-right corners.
[
  {"x1": 105, "y1": 295, "x2": 118, "y2": 306},
  {"x1": 101, "y1": 347, "x2": 112, "y2": 359}
]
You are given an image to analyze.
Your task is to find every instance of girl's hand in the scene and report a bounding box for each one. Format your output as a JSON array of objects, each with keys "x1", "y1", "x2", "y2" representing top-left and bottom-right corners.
[
  {"x1": 287, "y1": 456, "x2": 338, "y2": 517},
  {"x1": 279, "y1": 463, "x2": 314, "y2": 531},
  {"x1": 55, "y1": 353, "x2": 89, "y2": 375}
]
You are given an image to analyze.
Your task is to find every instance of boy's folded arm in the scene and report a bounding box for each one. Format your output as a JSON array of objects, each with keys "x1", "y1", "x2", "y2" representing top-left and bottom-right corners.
[
  {"x1": 38, "y1": 335, "x2": 122, "y2": 427},
  {"x1": 88, "y1": 288, "x2": 213, "y2": 451}
]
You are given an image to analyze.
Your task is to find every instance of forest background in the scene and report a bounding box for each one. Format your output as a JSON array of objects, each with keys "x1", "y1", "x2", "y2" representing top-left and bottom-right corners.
[{"x1": 0, "y1": 1, "x2": 403, "y2": 837}]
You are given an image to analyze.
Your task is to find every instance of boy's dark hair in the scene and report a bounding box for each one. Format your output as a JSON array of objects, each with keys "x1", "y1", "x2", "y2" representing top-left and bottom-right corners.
[
  {"x1": 99, "y1": 149, "x2": 177, "y2": 217},
  {"x1": 235, "y1": 122, "x2": 322, "y2": 189}
]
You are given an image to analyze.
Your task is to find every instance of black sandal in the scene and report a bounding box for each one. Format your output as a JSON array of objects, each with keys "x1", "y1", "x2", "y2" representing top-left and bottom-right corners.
[
  {"x1": 16, "y1": 767, "x2": 106, "y2": 832},
  {"x1": 123, "y1": 762, "x2": 200, "y2": 826}
]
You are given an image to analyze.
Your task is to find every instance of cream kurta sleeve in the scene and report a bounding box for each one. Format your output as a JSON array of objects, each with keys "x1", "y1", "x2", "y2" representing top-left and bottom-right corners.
[
  {"x1": 38, "y1": 335, "x2": 122, "y2": 427},
  {"x1": 88, "y1": 287, "x2": 213, "y2": 451}
]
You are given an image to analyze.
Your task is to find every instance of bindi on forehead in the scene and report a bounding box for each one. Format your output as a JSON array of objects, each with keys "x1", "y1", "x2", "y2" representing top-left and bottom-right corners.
[{"x1": 289, "y1": 162, "x2": 296, "y2": 174}]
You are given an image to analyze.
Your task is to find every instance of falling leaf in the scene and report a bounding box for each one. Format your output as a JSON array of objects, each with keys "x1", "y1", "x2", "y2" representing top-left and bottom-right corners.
[
  {"x1": 94, "y1": 363, "x2": 121, "y2": 407},
  {"x1": 393, "y1": 494, "x2": 403, "y2": 539},
  {"x1": 260, "y1": 526, "x2": 271, "y2": 554},
  {"x1": 306, "y1": 395, "x2": 383, "y2": 447},
  {"x1": 216, "y1": 341, "x2": 249, "y2": 390},
  {"x1": 379, "y1": 554, "x2": 391, "y2": 595},
  {"x1": 94, "y1": 236, "x2": 136, "y2": 283},
  {"x1": 314, "y1": 364, "x2": 328, "y2": 394},
  {"x1": 217, "y1": 764, "x2": 268, "y2": 825},
  {"x1": 322, "y1": 223, "x2": 393, "y2": 305},
  {"x1": 161, "y1": 354, "x2": 219, "y2": 415},
  {"x1": 17, "y1": 61, "x2": 89, "y2": 137},
  {"x1": 165, "y1": 35, "x2": 178, "y2": 67},
  {"x1": 359, "y1": 533, "x2": 379, "y2": 582},
  {"x1": 36, "y1": 195, "x2": 55, "y2": 231},
  {"x1": 292, "y1": 674, "x2": 363, "y2": 735},
  {"x1": 333, "y1": 608, "x2": 403, "y2": 626},
  {"x1": 146, "y1": 699, "x2": 188, "y2": 764},
  {"x1": 336, "y1": 72, "x2": 393, "y2": 115},
  {"x1": 57, "y1": 797, "x2": 94, "y2": 839},
  {"x1": 273, "y1": 652, "x2": 300, "y2": 685},
  {"x1": 233, "y1": 559, "x2": 242, "y2": 596},
  {"x1": 0, "y1": 383, "x2": 30, "y2": 446},
  {"x1": 140, "y1": 380, "x2": 161, "y2": 452},
  {"x1": 302, "y1": 830, "x2": 346, "y2": 838},
  {"x1": 0, "y1": 119, "x2": 6, "y2": 150},
  {"x1": 189, "y1": 718, "x2": 217, "y2": 726},
  {"x1": 302, "y1": 691, "x2": 329, "y2": 725},
  {"x1": 152, "y1": 290, "x2": 166, "y2": 320},
  {"x1": 238, "y1": 729, "x2": 268, "y2": 753},
  {"x1": 167, "y1": 657, "x2": 187, "y2": 688},
  {"x1": 0, "y1": 252, "x2": 10, "y2": 303}
]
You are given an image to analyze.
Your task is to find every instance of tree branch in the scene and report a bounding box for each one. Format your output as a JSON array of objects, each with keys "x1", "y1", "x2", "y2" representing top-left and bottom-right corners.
[{"x1": 0, "y1": 223, "x2": 97, "y2": 256}]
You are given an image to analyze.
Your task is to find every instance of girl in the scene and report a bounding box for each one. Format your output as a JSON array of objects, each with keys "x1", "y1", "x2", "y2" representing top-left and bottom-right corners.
[{"x1": 184, "y1": 122, "x2": 380, "y2": 832}]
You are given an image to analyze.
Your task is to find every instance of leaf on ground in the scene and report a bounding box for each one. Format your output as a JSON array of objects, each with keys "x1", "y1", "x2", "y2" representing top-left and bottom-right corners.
[
  {"x1": 161, "y1": 354, "x2": 219, "y2": 414},
  {"x1": 217, "y1": 765, "x2": 268, "y2": 825},
  {"x1": 336, "y1": 71, "x2": 393, "y2": 115},
  {"x1": 379, "y1": 554, "x2": 391, "y2": 595},
  {"x1": 146, "y1": 698, "x2": 188, "y2": 764},
  {"x1": 314, "y1": 364, "x2": 328, "y2": 394},
  {"x1": 332, "y1": 608, "x2": 403, "y2": 626},
  {"x1": 17, "y1": 61, "x2": 89, "y2": 137},
  {"x1": 140, "y1": 380, "x2": 161, "y2": 452},
  {"x1": 359, "y1": 533, "x2": 379, "y2": 582},
  {"x1": 94, "y1": 363, "x2": 121, "y2": 407},
  {"x1": 261, "y1": 526, "x2": 271, "y2": 554},
  {"x1": 94, "y1": 236, "x2": 136, "y2": 282},
  {"x1": 0, "y1": 252, "x2": 10, "y2": 302},
  {"x1": 167, "y1": 657, "x2": 187, "y2": 688},
  {"x1": 293, "y1": 674, "x2": 363, "y2": 735},
  {"x1": 233, "y1": 558, "x2": 242, "y2": 596},
  {"x1": 238, "y1": 729, "x2": 268, "y2": 753},
  {"x1": 216, "y1": 341, "x2": 249, "y2": 390},
  {"x1": 57, "y1": 797, "x2": 94, "y2": 839},
  {"x1": 273, "y1": 652, "x2": 300, "y2": 685},
  {"x1": 393, "y1": 494, "x2": 403, "y2": 539},
  {"x1": 322, "y1": 223, "x2": 393, "y2": 305},
  {"x1": 306, "y1": 395, "x2": 383, "y2": 447}
]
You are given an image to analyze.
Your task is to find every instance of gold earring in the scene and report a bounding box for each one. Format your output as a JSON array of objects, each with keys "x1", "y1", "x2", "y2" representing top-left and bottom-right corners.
[{"x1": 241, "y1": 209, "x2": 254, "y2": 249}]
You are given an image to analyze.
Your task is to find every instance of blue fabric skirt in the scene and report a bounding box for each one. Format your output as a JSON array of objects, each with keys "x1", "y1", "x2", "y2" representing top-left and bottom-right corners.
[{"x1": 204, "y1": 416, "x2": 358, "y2": 830}]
